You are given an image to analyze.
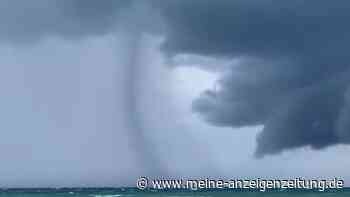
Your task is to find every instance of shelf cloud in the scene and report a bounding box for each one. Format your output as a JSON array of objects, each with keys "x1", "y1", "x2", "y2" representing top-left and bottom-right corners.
[{"x1": 158, "y1": 0, "x2": 350, "y2": 157}]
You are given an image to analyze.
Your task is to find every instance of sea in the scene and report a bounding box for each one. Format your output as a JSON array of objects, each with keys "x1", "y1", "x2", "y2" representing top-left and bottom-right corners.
[{"x1": 0, "y1": 188, "x2": 349, "y2": 197}]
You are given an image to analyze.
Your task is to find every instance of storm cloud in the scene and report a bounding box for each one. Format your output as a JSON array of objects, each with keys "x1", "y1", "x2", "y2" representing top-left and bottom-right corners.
[
  {"x1": 4, "y1": 0, "x2": 350, "y2": 158},
  {"x1": 157, "y1": 0, "x2": 350, "y2": 157},
  {"x1": 0, "y1": 0, "x2": 131, "y2": 43}
]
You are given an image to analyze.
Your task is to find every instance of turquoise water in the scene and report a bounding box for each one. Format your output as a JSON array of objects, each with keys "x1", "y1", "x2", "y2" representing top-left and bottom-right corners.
[{"x1": 0, "y1": 188, "x2": 349, "y2": 197}]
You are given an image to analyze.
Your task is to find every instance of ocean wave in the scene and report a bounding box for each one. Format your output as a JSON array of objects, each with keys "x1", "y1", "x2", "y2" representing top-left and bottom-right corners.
[{"x1": 89, "y1": 194, "x2": 122, "y2": 197}]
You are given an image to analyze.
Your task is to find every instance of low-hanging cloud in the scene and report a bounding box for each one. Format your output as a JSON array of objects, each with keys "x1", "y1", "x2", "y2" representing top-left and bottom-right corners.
[
  {"x1": 157, "y1": 0, "x2": 350, "y2": 157},
  {"x1": 4, "y1": 0, "x2": 350, "y2": 162},
  {"x1": 0, "y1": 0, "x2": 129, "y2": 43}
]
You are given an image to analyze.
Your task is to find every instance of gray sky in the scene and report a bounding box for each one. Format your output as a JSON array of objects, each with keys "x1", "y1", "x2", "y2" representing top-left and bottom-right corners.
[{"x1": 1, "y1": 0, "x2": 350, "y2": 187}]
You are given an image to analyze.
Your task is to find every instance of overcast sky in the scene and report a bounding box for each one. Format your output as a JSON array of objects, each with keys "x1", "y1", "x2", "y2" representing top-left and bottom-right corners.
[{"x1": 1, "y1": 0, "x2": 350, "y2": 187}]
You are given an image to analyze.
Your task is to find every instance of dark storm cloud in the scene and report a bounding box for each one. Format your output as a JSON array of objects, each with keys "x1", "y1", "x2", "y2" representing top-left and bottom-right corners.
[
  {"x1": 157, "y1": 0, "x2": 350, "y2": 157},
  {"x1": 0, "y1": 0, "x2": 129, "y2": 43},
  {"x1": 4, "y1": 0, "x2": 350, "y2": 161}
]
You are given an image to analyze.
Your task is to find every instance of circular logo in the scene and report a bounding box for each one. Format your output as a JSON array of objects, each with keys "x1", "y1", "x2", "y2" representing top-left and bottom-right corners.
[{"x1": 137, "y1": 177, "x2": 148, "y2": 190}]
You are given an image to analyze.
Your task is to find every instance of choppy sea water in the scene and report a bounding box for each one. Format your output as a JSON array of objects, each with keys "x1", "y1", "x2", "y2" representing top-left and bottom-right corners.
[{"x1": 0, "y1": 188, "x2": 349, "y2": 197}]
